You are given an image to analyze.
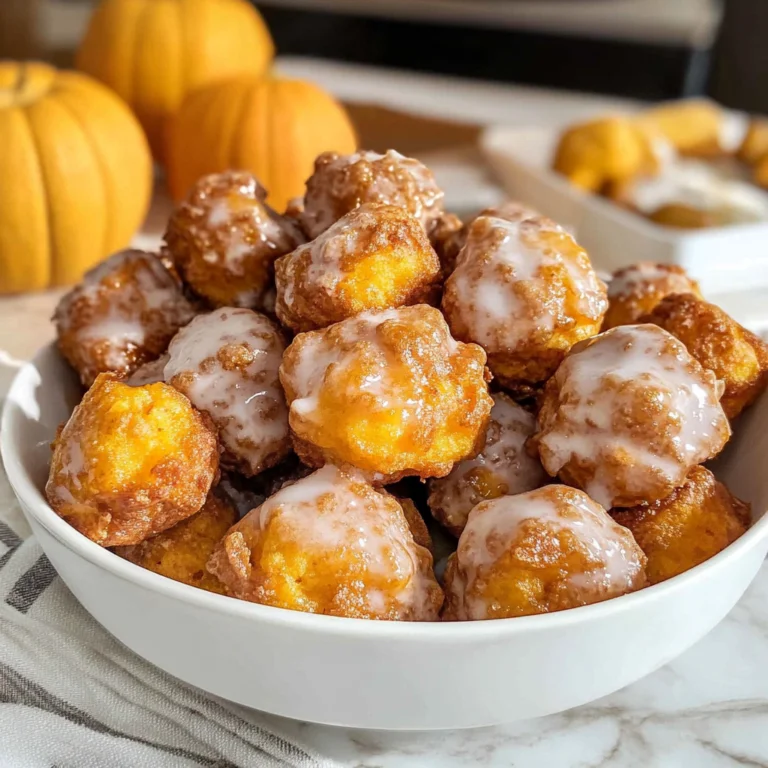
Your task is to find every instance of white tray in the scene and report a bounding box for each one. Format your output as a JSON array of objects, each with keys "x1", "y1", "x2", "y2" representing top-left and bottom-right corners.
[{"x1": 480, "y1": 125, "x2": 768, "y2": 295}]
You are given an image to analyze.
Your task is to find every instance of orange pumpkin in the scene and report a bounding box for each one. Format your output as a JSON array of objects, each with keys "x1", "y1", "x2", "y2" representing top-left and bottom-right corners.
[
  {"x1": 166, "y1": 75, "x2": 358, "y2": 211},
  {"x1": 0, "y1": 62, "x2": 152, "y2": 294},
  {"x1": 76, "y1": 0, "x2": 274, "y2": 161}
]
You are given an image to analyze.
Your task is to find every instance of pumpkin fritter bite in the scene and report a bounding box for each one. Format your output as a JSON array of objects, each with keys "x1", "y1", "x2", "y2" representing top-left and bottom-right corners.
[
  {"x1": 634, "y1": 100, "x2": 732, "y2": 157},
  {"x1": 611, "y1": 466, "x2": 749, "y2": 585},
  {"x1": 603, "y1": 262, "x2": 701, "y2": 330},
  {"x1": 207, "y1": 465, "x2": 443, "y2": 620},
  {"x1": 54, "y1": 250, "x2": 195, "y2": 387},
  {"x1": 114, "y1": 491, "x2": 237, "y2": 594},
  {"x1": 300, "y1": 150, "x2": 445, "y2": 239},
  {"x1": 46, "y1": 375, "x2": 219, "y2": 547},
  {"x1": 553, "y1": 116, "x2": 657, "y2": 192},
  {"x1": 431, "y1": 202, "x2": 540, "y2": 276},
  {"x1": 532, "y1": 324, "x2": 730, "y2": 509},
  {"x1": 279, "y1": 305, "x2": 493, "y2": 483},
  {"x1": 165, "y1": 308, "x2": 291, "y2": 477},
  {"x1": 275, "y1": 203, "x2": 441, "y2": 333},
  {"x1": 428, "y1": 393, "x2": 546, "y2": 537},
  {"x1": 442, "y1": 485, "x2": 646, "y2": 620},
  {"x1": 442, "y1": 211, "x2": 607, "y2": 390},
  {"x1": 164, "y1": 171, "x2": 304, "y2": 310},
  {"x1": 428, "y1": 211, "x2": 464, "y2": 275},
  {"x1": 642, "y1": 293, "x2": 768, "y2": 419}
]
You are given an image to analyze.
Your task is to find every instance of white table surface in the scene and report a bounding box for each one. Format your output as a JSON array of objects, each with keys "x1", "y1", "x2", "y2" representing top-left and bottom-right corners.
[{"x1": 3, "y1": 59, "x2": 768, "y2": 767}]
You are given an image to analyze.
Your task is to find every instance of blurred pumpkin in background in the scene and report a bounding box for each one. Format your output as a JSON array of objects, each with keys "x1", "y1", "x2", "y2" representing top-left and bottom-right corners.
[
  {"x1": 76, "y1": 0, "x2": 274, "y2": 162},
  {"x1": 166, "y1": 75, "x2": 357, "y2": 211},
  {"x1": 0, "y1": 62, "x2": 152, "y2": 294}
]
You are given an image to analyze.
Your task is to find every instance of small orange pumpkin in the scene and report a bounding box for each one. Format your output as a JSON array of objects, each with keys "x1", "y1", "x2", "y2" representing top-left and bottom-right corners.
[
  {"x1": 166, "y1": 75, "x2": 358, "y2": 211},
  {"x1": 0, "y1": 61, "x2": 152, "y2": 294},
  {"x1": 76, "y1": 0, "x2": 274, "y2": 161}
]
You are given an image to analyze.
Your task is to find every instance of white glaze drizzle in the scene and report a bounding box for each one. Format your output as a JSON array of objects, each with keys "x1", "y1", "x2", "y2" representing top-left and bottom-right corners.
[
  {"x1": 429, "y1": 393, "x2": 546, "y2": 532},
  {"x1": 55, "y1": 250, "x2": 194, "y2": 371},
  {"x1": 608, "y1": 262, "x2": 697, "y2": 299},
  {"x1": 165, "y1": 308, "x2": 288, "y2": 475},
  {"x1": 451, "y1": 485, "x2": 645, "y2": 620},
  {"x1": 446, "y1": 215, "x2": 606, "y2": 352},
  {"x1": 286, "y1": 306, "x2": 459, "y2": 422},
  {"x1": 244, "y1": 465, "x2": 436, "y2": 614},
  {"x1": 302, "y1": 149, "x2": 444, "y2": 237},
  {"x1": 627, "y1": 157, "x2": 768, "y2": 223},
  {"x1": 537, "y1": 324, "x2": 730, "y2": 509}
]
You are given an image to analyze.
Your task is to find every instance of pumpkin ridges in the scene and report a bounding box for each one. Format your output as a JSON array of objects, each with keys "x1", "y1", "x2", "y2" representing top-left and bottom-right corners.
[
  {"x1": 200, "y1": 0, "x2": 273, "y2": 85},
  {"x1": 53, "y1": 72, "x2": 152, "y2": 257},
  {"x1": 48, "y1": 87, "x2": 113, "y2": 261},
  {"x1": 236, "y1": 79, "x2": 268, "y2": 188},
  {"x1": 211, "y1": 78, "x2": 247, "y2": 174},
  {"x1": 165, "y1": 87, "x2": 207, "y2": 200},
  {"x1": 131, "y1": 0, "x2": 181, "y2": 160},
  {"x1": 26, "y1": 94, "x2": 110, "y2": 286},
  {"x1": 0, "y1": 106, "x2": 51, "y2": 292},
  {"x1": 269, "y1": 79, "x2": 288, "y2": 207},
  {"x1": 0, "y1": 64, "x2": 152, "y2": 293},
  {"x1": 77, "y1": 0, "x2": 146, "y2": 107},
  {"x1": 182, "y1": 0, "x2": 214, "y2": 92}
]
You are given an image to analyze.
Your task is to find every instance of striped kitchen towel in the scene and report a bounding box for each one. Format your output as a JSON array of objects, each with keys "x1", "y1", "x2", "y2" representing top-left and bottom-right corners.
[{"x1": 0, "y1": 353, "x2": 339, "y2": 768}]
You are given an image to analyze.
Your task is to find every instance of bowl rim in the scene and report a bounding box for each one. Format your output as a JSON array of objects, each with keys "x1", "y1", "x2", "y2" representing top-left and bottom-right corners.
[{"x1": 4, "y1": 342, "x2": 768, "y2": 640}]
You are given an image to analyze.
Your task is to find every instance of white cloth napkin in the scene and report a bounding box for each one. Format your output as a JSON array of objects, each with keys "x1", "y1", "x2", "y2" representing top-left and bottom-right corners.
[{"x1": 0, "y1": 354, "x2": 340, "y2": 768}]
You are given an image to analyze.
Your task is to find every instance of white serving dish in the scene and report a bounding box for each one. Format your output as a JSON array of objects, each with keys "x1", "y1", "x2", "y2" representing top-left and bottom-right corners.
[
  {"x1": 480, "y1": 125, "x2": 768, "y2": 295},
  {"x1": 3, "y1": 343, "x2": 768, "y2": 730}
]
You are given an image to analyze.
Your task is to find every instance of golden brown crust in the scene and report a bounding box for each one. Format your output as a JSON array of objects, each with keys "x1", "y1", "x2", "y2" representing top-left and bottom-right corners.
[
  {"x1": 553, "y1": 117, "x2": 658, "y2": 192},
  {"x1": 532, "y1": 324, "x2": 730, "y2": 509},
  {"x1": 164, "y1": 171, "x2": 304, "y2": 310},
  {"x1": 114, "y1": 491, "x2": 237, "y2": 594},
  {"x1": 165, "y1": 308, "x2": 291, "y2": 477},
  {"x1": 392, "y1": 496, "x2": 433, "y2": 553},
  {"x1": 427, "y1": 392, "x2": 546, "y2": 537},
  {"x1": 274, "y1": 203, "x2": 441, "y2": 333},
  {"x1": 207, "y1": 466, "x2": 443, "y2": 620},
  {"x1": 429, "y1": 202, "x2": 540, "y2": 277},
  {"x1": 300, "y1": 150, "x2": 445, "y2": 239},
  {"x1": 54, "y1": 250, "x2": 195, "y2": 387},
  {"x1": 279, "y1": 305, "x2": 493, "y2": 483},
  {"x1": 603, "y1": 262, "x2": 701, "y2": 330},
  {"x1": 46, "y1": 375, "x2": 219, "y2": 547},
  {"x1": 642, "y1": 293, "x2": 768, "y2": 419},
  {"x1": 611, "y1": 466, "x2": 749, "y2": 584},
  {"x1": 428, "y1": 211, "x2": 465, "y2": 275},
  {"x1": 441, "y1": 213, "x2": 607, "y2": 389},
  {"x1": 442, "y1": 485, "x2": 647, "y2": 620}
]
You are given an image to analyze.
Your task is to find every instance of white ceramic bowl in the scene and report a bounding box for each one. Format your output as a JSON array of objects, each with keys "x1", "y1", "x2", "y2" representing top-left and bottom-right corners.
[{"x1": 3, "y1": 343, "x2": 768, "y2": 730}]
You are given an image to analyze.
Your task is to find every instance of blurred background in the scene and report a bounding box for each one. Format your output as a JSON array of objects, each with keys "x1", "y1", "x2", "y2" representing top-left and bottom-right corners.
[
  {"x1": 2, "y1": 0, "x2": 766, "y2": 196},
  {"x1": 1, "y1": 0, "x2": 765, "y2": 107}
]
